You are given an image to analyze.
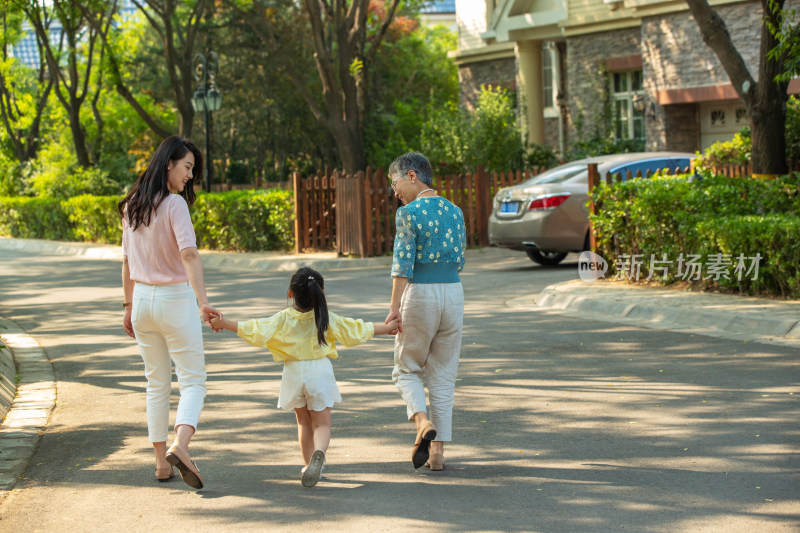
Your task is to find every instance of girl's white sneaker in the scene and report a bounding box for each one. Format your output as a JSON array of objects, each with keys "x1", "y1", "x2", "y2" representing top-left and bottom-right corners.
[{"x1": 301, "y1": 450, "x2": 325, "y2": 487}]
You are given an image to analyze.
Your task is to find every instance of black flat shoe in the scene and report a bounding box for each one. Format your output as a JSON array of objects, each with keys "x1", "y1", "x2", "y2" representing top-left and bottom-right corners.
[{"x1": 166, "y1": 450, "x2": 204, "y2": 489}]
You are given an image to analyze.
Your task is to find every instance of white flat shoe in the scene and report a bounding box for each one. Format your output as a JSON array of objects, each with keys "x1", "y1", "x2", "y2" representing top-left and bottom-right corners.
[{"x1": 301, "y1": 450, "x2": 325, "y2": 488}]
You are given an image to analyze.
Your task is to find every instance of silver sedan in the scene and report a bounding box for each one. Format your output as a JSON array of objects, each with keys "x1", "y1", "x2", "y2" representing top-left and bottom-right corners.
[{"x1": 489, "y1": 152, "x2": 693, "y2": 265}]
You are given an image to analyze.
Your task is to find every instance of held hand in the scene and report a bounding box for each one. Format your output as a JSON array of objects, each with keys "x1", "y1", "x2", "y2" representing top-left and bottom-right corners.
[
  {"x1": 123, "y1": 307, "x2": 135, "y2": 339},
  {"x1": 209, "y1": 315, "x2": 225, "y2": 331},
  {"x1": 385, "y1": 310, "x2": 402, "y2": 334},
  {"x1": 200, "y1": 304, "x2": 223, "y2": 332},
  {"x1": 386, "y1": 318, "x2": 399, "y2": 335}
]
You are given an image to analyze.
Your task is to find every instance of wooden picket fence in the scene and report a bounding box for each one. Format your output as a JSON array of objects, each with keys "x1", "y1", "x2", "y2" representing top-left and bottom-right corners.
[
  {"x1": 292, "y1": 167, "x2": 541, "y2": 255},
  {"x1": 293, "y1": 169, "x2": 337, "y2": 252}
]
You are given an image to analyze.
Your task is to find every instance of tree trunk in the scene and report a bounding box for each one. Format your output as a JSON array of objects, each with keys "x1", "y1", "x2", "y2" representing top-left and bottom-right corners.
[
  {"x1": 68, "y1": 107, "x2": 91, "y2": 167},
  {"x1": 686, "y1": 0, "x2": 789, "y2": 175},
  {"x1": 330, "y1": 118, "x2": 365, "y2": 175},
  {"x1": 751, "y1": 0, "x2": 789, "y2": 175}
]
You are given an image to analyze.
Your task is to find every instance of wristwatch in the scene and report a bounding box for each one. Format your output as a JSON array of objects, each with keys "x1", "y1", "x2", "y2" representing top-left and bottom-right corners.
[{"x1": 123, "y1": 301, "x2": 132, "y2": 309}]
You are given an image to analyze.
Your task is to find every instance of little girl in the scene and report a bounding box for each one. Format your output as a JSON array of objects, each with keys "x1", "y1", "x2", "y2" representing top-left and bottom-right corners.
[{"x1": 209, "y1": 267, "x2": 398, "y2": 487}]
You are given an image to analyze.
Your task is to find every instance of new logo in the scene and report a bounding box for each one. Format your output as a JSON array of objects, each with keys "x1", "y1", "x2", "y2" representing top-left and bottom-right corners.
[{"x1": 578, "y1": 251, "x2": 608, "y2": 282}]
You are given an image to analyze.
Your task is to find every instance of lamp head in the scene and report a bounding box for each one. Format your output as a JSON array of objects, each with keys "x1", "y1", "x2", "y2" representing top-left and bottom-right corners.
[
  {"x1": 191, "y1": 86, "x2": 206, "y2": 112},
  {"x1": 206, "y1": 84, "x2": 222, "y2": 112}
]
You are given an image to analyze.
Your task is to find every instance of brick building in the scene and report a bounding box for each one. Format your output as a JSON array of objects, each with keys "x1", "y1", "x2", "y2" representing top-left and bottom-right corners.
[{"x1": 450, "y1": 0, "x2": 800, "y2": 155}]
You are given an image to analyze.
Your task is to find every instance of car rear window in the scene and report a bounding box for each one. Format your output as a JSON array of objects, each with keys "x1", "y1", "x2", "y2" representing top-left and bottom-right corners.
[{"x1": 523, "y1": 162, "x2": 587, "y2": 185}]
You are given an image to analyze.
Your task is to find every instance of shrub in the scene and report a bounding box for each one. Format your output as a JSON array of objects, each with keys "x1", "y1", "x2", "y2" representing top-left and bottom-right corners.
[
  {"x1": 590, "y1": 172, "x2": 800, "y2": 297},
  {"x1": 469, "y1": 86, "x2": 526, "y2": 172},
  {"x1": 192, "y1": 189, "x2": 294, "y2": 252},
  {"x1": 0, "y1": 197, "x2": 73, "y2": 240},
  {"x1": 64, "y1": 195, "x2": 123, "y2": 243},
  {"x1": 697, "y1": 214, "x2": 800, "y2": 298},
  {"x1": 693, "y1": 128, "x2": 751, "y2": 172},
  {"x1": 421, "y1": 85, "x2": 526, "y2": 173},
  {"x1": 526, "y1": 143, "x2": 559, "y2": 169},
  {"x1": 0, "y1": 189, "x2": 295, "y2": 251}
]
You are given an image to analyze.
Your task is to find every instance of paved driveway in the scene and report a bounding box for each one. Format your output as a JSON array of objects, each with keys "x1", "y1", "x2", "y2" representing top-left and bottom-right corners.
[{"x1": 0, "y1": 248, "x2": 797, "y2": 532}]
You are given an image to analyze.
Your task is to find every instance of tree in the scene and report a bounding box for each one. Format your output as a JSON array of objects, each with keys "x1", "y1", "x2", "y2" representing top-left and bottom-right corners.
[
  {"x1": 205, "y1": 4, "x2": 332, "y2": 180},
  {"x1": 766, "y1": 0, "x2": 800, "y2": 81},
  {"x1": 0, "y1": 4, "x2": 54, "y2": 164},
  {"x1": 18, "y1": 0, "x2": 114, "y2": 167},
  {"x1": 78, "y1": 0, "x2": 207, "y2": 139},
  {"x1": 364, "y1": 23, "x2": 459, "y2": 168},
  {"x1": 685, "y1": 0, "x2": 789, "y2": 175},
  {"x1": 230, "y1": 0, "x2": 403, "y2": 173}
]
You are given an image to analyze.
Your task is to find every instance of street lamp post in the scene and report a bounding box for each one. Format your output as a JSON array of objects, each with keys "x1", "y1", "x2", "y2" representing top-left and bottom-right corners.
[{"x1": 191, "y1": 51, "x2": 222, "y2": 193}]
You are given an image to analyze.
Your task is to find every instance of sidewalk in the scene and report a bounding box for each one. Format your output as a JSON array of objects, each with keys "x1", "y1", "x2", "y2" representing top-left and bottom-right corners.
[{"x1": 511, "y1": 278, "x2": 800, "y2": 347}]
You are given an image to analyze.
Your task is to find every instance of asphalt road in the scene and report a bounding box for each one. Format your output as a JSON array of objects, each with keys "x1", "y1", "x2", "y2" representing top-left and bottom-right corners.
[{"x1": 0, "y1": 247, "x2": 797, "y2": 532}]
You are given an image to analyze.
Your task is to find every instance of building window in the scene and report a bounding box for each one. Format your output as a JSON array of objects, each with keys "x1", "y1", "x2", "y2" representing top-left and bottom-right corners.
[
  {"x1": 735, "y1": 108, "x2": 748, "y2": 125},
  {"x1": 542, "y1": 43, "x2": 555, "y2": 108},
  {"x1": 611, "y1": 70, "x2": 644, "y2": 142},
  {"x1": 710, "y1": 109, "x2": 726, "y2": 127}
]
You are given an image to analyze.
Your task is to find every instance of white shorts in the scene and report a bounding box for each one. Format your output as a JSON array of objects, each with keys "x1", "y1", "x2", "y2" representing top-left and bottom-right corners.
[{"x1": 278, "y1": 358, "x2": 342, "y2": 412}]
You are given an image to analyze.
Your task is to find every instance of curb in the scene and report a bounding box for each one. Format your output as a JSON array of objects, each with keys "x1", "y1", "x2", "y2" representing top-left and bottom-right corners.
[
  {"x1": 0, "y1": 318, "x2": 56, "y2": 491},
  {"x1": 515, "y1": 281, "x2": 800, "y2": 346},
  {"x1": 0, "y1": 237, "x2": 121, "y2": 260},
  {"x1": 0, "y1": 237, "x2": 394, "y2": 272},
  {"x1": 0, "y1": 339, "x2": 15, "y2": 422}
]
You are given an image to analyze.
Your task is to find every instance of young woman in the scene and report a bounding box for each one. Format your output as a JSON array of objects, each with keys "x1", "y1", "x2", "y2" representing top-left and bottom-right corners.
[{"x1": 120, "y1": 135, "x2": 221, "y2": 490}]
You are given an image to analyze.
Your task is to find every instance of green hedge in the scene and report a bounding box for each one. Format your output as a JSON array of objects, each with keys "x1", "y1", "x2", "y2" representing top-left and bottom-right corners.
[
  {"x1": 192, "y1": 190, "x2": 294, "y2": 251},
  {"x1": 0, "y1": 197, "x2": 72, "y2": 240},
  {"x1": 697, "y1": 215, "x2": 800, "y2": 298},
  {"x1": 590, "y1": 173, "x2": 800, "y2": 298},
  {"x1": 0, "y1": 189, "x2": 294, "y2": 252}
]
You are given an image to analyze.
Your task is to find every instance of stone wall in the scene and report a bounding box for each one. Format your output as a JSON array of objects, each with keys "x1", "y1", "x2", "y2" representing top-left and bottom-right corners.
[
  {"x1": 565, "y1": 28, "x2": 641, "y2": 145},
  {"x1": 642, "y1": 1, "x2": 761, "y2": 151},
  {"x1": 457, "y1": 57, "x2": 517, "y2": 112},
  {"x1": 544, "y1": 117, "x2": 560, "y2": 152},
  {"x1": 642, "y1": 2, "x2": 761, "y2": 93}
]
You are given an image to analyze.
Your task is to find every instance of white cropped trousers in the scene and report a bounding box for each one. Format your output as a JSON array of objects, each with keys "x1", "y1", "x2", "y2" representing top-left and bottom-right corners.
[
  {"x1": 392, "y1": 282, "x2": 464, "y2": 442},
  {"x1": 131, "y1": 282, "x2": 206, "y2": 443}
]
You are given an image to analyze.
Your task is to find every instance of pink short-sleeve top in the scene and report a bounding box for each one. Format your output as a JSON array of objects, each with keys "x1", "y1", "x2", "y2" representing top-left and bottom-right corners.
[{"x1": 122, "y1": 194, "x2": 197, "y2": 285}]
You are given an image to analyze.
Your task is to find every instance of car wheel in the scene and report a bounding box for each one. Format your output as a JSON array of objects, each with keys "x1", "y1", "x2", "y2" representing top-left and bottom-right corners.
[{"x1": 525, "y1": 249, "x2": 568, "y2": 266}]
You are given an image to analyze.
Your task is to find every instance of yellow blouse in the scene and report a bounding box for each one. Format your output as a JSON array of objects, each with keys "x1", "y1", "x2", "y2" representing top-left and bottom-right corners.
[{"x1": 237, "y1": 307, "x2": 375, "y2": 362}]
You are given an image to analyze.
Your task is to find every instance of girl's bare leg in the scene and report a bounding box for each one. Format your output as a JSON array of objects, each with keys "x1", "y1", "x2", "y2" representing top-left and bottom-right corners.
[
  {"x1": 294, "y1": 407, "x2": 314, "y2": 465},
  {"x1": 309, "y1": 407, "x2": 331, "y2": 453}
]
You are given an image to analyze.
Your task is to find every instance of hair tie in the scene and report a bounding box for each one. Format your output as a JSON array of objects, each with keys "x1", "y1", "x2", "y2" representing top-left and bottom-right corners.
[{"x1": 308, "y1": 275, "x2": 315, "y2": 280}]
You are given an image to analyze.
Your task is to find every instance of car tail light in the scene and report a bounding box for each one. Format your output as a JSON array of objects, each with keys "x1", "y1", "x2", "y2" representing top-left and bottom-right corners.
[{"x1": 529, "y1": 194, "x2": 570, "y2": 210}]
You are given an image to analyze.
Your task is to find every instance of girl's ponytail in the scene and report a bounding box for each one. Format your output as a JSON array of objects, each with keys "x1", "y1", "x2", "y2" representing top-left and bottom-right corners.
[{"x1": 290, "y1": 267, "x2": 330, "y2": 346}]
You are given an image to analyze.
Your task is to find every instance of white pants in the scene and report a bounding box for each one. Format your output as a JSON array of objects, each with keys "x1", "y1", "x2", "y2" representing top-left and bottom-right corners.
[
  {"x1": 131, "y1": 282, "x2": 206, "y2": 443},
  {"x1": 392, "y1": 282, "x2": 464, "y2": 442}
]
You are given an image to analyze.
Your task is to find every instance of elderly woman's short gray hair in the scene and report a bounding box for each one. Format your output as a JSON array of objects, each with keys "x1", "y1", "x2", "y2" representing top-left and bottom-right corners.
[{"x1": 388, "y1": 152, "x2": 434, "y2": 187}]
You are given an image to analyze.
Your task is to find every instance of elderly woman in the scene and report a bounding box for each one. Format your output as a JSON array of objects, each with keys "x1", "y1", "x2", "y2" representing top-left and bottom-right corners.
[{"x1": 385, "y1": 152, "x2": 467, "y2": 471}]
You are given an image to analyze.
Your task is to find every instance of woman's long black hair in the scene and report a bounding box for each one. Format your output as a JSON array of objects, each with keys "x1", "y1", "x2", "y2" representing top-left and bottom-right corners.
[
  {"x1": 290, "y1": 267, "x2": 330, "y2": 347},
  {"x1": 118, "y1": 136, "x2": 203, "y2": 230}
]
